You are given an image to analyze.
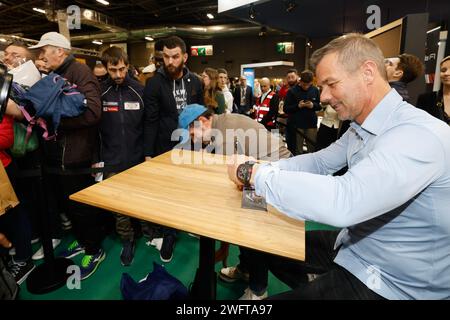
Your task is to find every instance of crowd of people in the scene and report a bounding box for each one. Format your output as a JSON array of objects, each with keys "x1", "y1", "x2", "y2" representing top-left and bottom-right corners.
[{"x1": 0, "y1": 30, "x2": 449, "y2": 300}]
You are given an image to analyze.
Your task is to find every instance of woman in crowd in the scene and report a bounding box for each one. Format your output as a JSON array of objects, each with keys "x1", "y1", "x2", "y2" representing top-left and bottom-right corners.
[
  {"x1": 416, "y1": 55, "x2": 450, "y2": 124},
  {"x1": 201, "y1": 68, "x2": 226, "y2": 114}
]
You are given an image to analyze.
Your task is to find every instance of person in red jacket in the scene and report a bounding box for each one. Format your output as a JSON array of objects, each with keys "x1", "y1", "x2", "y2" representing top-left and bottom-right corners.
[
  {"x1": 253, "y1": 77, "x2": 279, "y2": 131},
  {"x1": 0, "y1": 115, "x2": 35, "y2": 284},
  {"x1": 0, "y1": 115, "x2": 14, "y2": 168}
]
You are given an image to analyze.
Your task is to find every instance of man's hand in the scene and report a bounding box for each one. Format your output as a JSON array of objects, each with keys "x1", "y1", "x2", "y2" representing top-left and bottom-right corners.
[
  {"x1": 0, "y1": 233, "x2": 12, "y2": 249},
  {"x1": 6, "y1": 99, "x2": 24, "y2": 120},
  {"x1": 227, "y1": 154, "x2": 256, "y2": 188},
  {"x1": 298, "y1": 100, "x2": 313, "y2": 109}
]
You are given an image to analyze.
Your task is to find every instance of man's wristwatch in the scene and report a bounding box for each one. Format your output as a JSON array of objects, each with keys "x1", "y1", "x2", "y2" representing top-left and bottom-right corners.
[{"x1": 236, "y1": 161, "x2": 256, "y2": 186}]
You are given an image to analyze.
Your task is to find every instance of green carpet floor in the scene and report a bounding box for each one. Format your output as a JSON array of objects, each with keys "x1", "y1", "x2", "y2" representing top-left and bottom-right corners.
[{"x1": 18, "y1": 221, "x2": 337, "y2": 300}]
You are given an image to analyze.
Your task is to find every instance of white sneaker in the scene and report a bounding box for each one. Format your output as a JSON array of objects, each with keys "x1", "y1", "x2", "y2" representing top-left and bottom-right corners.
[
  {"x1": 32, "y1": 239, "x2": 61, "y2": 260},
  {"x1": 145, "y1": 237, "x2": 163, "y2": 251},
  {"x1": 239, "y1": 287, "x2": 268, "y2": 300}
]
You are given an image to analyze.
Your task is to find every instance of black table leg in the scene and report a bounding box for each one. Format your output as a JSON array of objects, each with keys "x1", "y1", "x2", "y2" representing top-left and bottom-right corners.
[
  {"x1": 190, "y1": 236, "x2": 216, "y2": 299},
  {"x1": 26, "y1": 171, "x2": 73, "y2": 294}
]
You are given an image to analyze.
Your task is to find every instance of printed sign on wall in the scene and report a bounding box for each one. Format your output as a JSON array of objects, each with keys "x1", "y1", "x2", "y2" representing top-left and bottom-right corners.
[
  {"x1": 276, "y1": 42, "x2": 294, "y2": 54},
  {"x1": 191, "y1": 45, "x2": 213, "y2": 56}
]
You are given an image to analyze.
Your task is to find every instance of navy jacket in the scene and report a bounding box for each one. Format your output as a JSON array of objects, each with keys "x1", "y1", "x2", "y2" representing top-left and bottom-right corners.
[
  {"x1": 283, "y1": 84, "x2": 321, "y2": 129},
  {"x1": 100, "y1": 75, "x2": 144, "y2": 169},
  {"x1": 143, "y1": 66, "x2": 203, "y2": 158}
]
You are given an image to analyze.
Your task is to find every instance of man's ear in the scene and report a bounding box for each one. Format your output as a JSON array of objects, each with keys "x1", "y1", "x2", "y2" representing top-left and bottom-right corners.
[
  {"x1": 361, "y1": 60, "x2": 377, "y2": 83},
  {"x1": 183, "y1": 52, "x2": 188, "y2": 63},
  {"x1": 393, "y1": 69, "x2": 403, "y2": 80}
]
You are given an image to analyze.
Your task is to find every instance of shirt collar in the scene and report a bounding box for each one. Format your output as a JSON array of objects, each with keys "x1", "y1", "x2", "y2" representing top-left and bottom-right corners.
[{"x1": 350, "y1": 89, "x2": 403, "y2": 140}]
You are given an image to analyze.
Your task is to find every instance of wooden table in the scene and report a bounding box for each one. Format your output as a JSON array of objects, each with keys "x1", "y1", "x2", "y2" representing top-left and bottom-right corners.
[{"x1": 70, "y1": 150, "x2": 305, "y2": 299}]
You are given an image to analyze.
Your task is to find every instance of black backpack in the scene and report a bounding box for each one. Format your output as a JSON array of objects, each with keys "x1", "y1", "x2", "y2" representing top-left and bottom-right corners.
[{"x1": 0, "y1": 256, "x2": 18, "y2": 300}]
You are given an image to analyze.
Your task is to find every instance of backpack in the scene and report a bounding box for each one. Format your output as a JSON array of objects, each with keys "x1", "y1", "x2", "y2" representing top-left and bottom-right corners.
[
  {"x1": 120, "y1": 262, "x2": 188, "y2": 300},
  {"x1": 0, "y1": 256, "x2": 19, "y2": 300},
  {"x1": 14, "y1": 73, "x2": 87, "y2": 140}
]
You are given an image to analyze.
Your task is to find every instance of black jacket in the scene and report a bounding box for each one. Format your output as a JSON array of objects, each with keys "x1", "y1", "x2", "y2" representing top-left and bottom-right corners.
[
  {"x1": 100, "y1": 75, "x2": 144, "y2": 170},
  {"x1": 283, "y1": 84, "x2": 321, "y2": 129},
  {"x1": 44, "y1": 55, "x2": 102, "y2": 168},
  {"x1": 390, "y1": 81, "x2": 410, "y2": 103},
  {"x1": 143, "y1": 66, "x2": 203, "y2": 158},
  {"x1": 233, "y1": 85, "x2": 254, "y2": 114},
  {"x1": 416, "y1": 90, "x2": 449, "y2": 124}
]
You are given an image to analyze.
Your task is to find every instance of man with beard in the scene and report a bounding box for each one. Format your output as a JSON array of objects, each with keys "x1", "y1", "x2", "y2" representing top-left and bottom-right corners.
[
  {"x1": 99, "y1": 46, "x2": 152, "y2": 266},
  {"x1": 143, "y1": 36, "x2": 203, "y2": 263}
]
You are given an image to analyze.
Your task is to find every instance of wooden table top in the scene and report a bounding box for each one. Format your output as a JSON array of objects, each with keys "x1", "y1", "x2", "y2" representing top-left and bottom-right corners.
[{"x1": 70, "y1": 150, "x2": 305, "y2": 261}]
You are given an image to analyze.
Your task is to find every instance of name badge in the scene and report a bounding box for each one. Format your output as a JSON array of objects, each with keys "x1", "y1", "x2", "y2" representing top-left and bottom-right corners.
[
  {"x1": 124, "y1": 102, "x2": 140, "y2": 110},
  {"x1": 103, "y1": 106, "x2": 119, "y2": 112}
]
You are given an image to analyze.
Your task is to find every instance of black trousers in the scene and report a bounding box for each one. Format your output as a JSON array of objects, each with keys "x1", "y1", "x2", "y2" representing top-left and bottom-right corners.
[
  {"x1": 242, "y1": 230, "x2": 385, "y2": 300},
  {"x1": 46, "y1": 173, "x2": 105, "y2": 255},
  {"x1": 316, "y1": 124, "x2": 338, "y2": 151}
]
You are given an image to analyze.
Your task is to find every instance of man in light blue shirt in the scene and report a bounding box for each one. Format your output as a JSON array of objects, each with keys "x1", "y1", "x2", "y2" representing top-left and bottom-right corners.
[{"x1": 228, "y1": 33, "x2": 450, "y2": 300}]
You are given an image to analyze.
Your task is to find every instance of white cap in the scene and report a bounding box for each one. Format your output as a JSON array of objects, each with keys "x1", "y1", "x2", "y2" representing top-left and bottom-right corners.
[
  {"x1": 29, "y1": 32, "x2": 71, "y2": 50},
  {"x1": 142, "y1": 63, "x2": 156, "y2": 74}
]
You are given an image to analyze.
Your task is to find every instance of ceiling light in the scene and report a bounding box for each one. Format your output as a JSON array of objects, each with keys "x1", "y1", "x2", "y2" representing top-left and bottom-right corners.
[
  {"x1": 83, "y1": 10, "x2": 93, "y2": 19},
  {"x1": 249, "y1": 5, "x2": 256, "y2": 20},
  {"x1": 192, "y1": 27, "x2": 207, "y2": 32},
  {"x1": 0, "y1": 38, "x2": 7, "y2": 42},
  {"x1": 427, "y1": 26, "x2": 441, "y2": 34},
  {"x1": 145, "y1": 36, "x2": 154, "y2": 41},
  {"x1": 32, "y1": 7, "x2": 46, "y2": 14},
  {"x1": 96, "y1": 0, "x2": 110, "y2": 5},
  {"x1": 92, "y1": 40, "x2": 103, "y2": 45},
  {"x1": 210, "y1": 26, "x2": 224, "y2": 31},
  {"x1": 207, "y1": 13, "x2": 214, "y2": 19}
]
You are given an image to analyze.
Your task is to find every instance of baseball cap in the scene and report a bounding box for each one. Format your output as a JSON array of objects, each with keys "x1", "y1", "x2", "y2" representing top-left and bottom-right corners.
[
  {"x1": 178, "y1": 104, "x2": 207, "y2": 130},
  {"x1": 142, "y1": 63, "x2": 156, "y2": 74},
  {"x1": 29, "y1": 32, "x2": 71, "y2": 50}
]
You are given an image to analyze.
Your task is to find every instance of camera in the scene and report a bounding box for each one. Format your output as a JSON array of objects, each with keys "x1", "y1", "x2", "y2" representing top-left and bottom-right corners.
[{"x1": 0, "y1": 64, "x2": 13, "y2": 122}]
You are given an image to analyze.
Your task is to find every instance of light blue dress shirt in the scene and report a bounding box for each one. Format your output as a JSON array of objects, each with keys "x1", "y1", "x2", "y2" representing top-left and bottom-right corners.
[{"x1": 255, "y1": 89, "x2": 450, "y2": 299}]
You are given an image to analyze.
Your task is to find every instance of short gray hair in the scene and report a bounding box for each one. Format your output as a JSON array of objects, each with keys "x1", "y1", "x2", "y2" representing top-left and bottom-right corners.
[{"x1": 310, "y1": 33, "x2": 387, "y2": 80}]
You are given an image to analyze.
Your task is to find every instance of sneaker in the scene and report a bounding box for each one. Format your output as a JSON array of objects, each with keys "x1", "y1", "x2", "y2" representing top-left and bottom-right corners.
[
  {"x1": 239, "y1": 287, "x2": 268, "y2": 300},
  {"x1": 80, "y1": 250, "x2": 106, "y2": 280},
  {"x1": 120, "y1": 240, "x2": 136, "y2": 266},
  {"x1": 219, "y1": 266, "x2": 249, "y2": 283},
  {"x1": 142, "y1": 225, "x2": 163, "y2": 240},
  {"x1": 32, "y1": 239, "x2": 61, "y2": 260},
  {"x1": 160, "y1": 234, "x2": 175, "y2": 263},
  {"x1": 60, "y1": 213, "x2": 72, "y2": 231},
  {"x1": 59, "y1": 240, "x2": 85, "y2": 259},
  {"x1": 145, "y1": 237, "x2": 163, "y2": 251},
  {"x1": 8, "y1": 258, "x2": 36, "y2": 285},
  {"x1": 31, "y1": 237, "x2": 40, "y2": 245}
]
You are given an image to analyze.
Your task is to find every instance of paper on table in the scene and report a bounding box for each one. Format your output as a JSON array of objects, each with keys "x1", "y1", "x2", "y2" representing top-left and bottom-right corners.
[{"x1": 241, "y1": 186, "x2": 267, "y2": 211}]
